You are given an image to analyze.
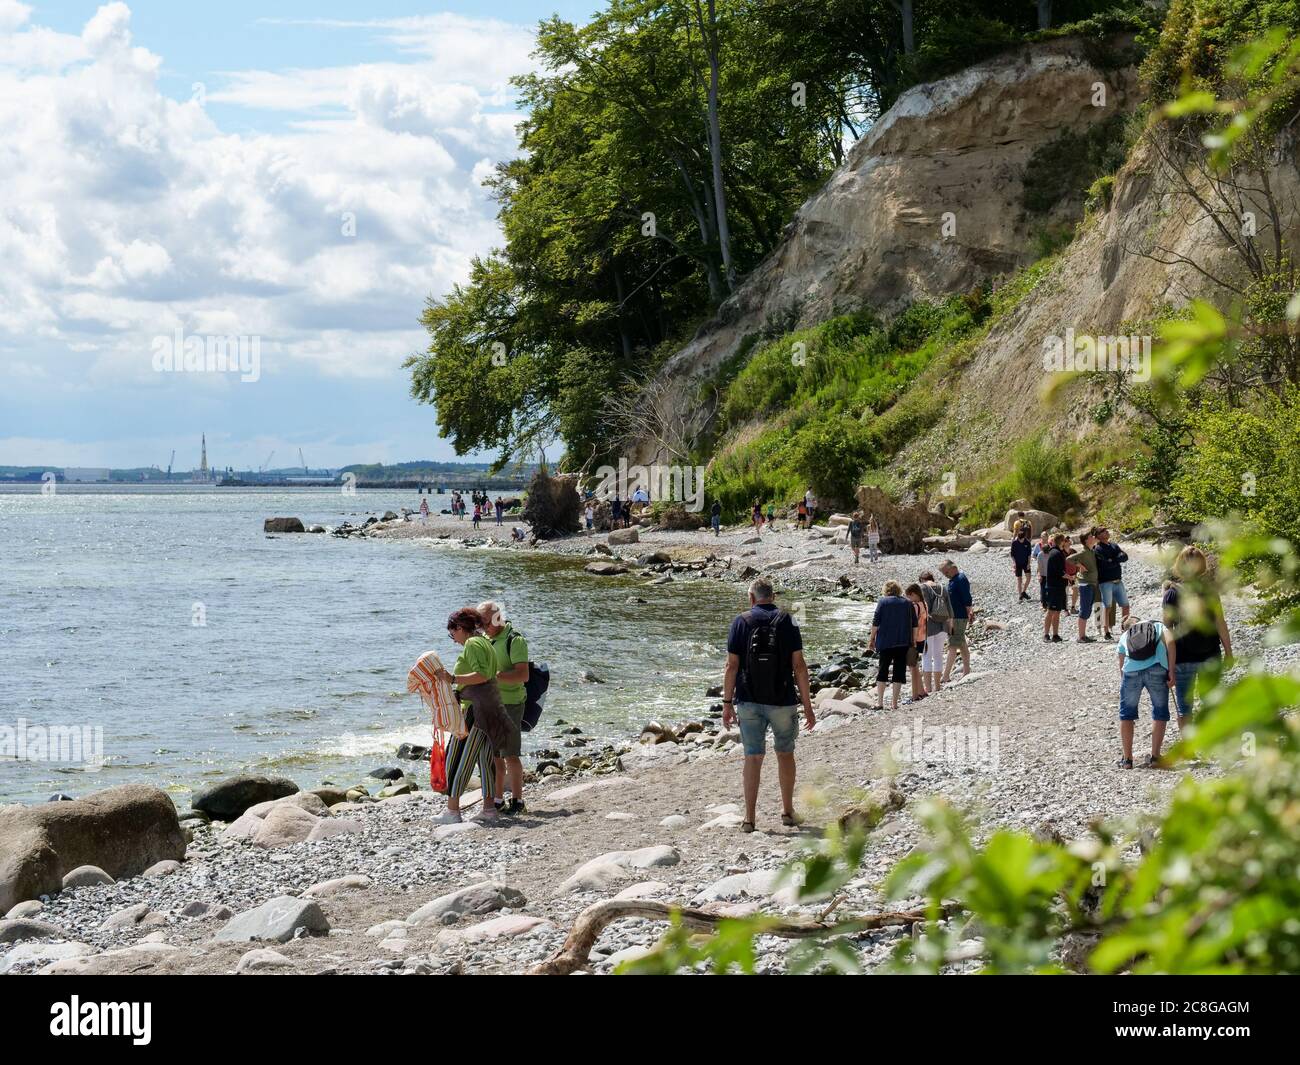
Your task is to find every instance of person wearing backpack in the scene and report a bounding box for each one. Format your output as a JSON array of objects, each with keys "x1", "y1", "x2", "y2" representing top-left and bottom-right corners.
[
  {"x1": 722, "y1": 578, "x2": 815, "y2": 833},
  {"x1": 918, "y1": 570, "x2": 949, "y2": 694},
  {"x1": 477, "y1": 600, "x2": 529, "y2": 815},
  {"x1": 1116, "y1": 615, "x2": 1178, "y2": 769}
]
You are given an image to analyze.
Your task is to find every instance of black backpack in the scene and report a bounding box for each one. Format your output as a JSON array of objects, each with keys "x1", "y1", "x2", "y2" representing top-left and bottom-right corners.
[
  {"x1": 744, "y1": 609, "x2": 790, "y2": 704},
  {"x1": 1125, "y1": 621, "x2": 1160, "y2": 663},
  {"x1": 506, "y1": 630, "x2": 551, "y2": 732}
]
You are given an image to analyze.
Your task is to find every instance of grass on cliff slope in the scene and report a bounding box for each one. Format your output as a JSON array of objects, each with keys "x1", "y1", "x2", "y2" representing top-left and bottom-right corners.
[{"x1": 702, "y1": 258, "x2": 1074, "y2": 518}]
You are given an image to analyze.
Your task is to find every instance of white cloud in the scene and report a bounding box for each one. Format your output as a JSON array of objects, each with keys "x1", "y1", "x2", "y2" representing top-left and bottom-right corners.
[{"x1": 0, "y1": 1, "x2": 535, "y2": 417}]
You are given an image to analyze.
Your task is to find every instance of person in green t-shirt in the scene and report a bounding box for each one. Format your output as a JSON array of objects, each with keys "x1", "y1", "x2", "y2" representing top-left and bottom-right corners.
[
  {"x1": 1069, "y1": 529, "x2": 1102, "y2": 644},
  {"x1": 433, "y1": 608, "x2": 500, "y2": 824},
  {"x1": 478, "y1": 600, "x2": 530, "y2": 815}
]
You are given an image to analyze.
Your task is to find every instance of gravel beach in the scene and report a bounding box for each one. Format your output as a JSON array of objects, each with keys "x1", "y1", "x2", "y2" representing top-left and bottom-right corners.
[{"x1": 4, "y1": 516, "x2": 1290, "y2": 975}]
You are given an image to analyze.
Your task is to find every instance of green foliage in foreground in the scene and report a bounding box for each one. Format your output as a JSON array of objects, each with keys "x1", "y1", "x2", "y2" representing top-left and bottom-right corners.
[
  {"x1": 618, "y1": 525, "x2": 1300, "y2": 976},
  {"x1": 617, "y1": 39, "x2": 1300, "y2": 974}
]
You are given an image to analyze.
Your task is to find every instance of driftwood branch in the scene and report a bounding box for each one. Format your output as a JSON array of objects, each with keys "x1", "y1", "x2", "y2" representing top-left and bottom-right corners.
[{"x1": 530, "y1": 898, "x2": 964, "y2": 975}]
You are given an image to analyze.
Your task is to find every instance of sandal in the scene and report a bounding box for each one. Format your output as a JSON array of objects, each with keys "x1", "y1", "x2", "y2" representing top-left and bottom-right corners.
[
  {"x1": 1117, "y1": 757, "x2": 1133, "y2": 770},
  {"x1": 1142, "y1": 754, "x2": 1166, "y2": 769},
  {"x1": 740, "y1": 821, "x2": 756, "y2": 834},
  {"x1": 781, "y1": 812, "x2": 798, "y2": 827}
]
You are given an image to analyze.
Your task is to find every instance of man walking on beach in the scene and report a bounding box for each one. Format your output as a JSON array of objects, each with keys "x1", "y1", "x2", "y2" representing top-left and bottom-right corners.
[
  {"x1": 722, "y1": 579, "x2": 815, "y2": 833},
  {"x1": 1095, "y1": 526, "x2": 1130, "y2": 640},
  {"x1": 939, "y1": 560, "x2": 974, "y2": 683},
  {"x1": 710, "y1": 499, "x2": 722, "y2": 536},
  {"x1": 477, "y1": 600, "x2": 529, "y2": 813}
]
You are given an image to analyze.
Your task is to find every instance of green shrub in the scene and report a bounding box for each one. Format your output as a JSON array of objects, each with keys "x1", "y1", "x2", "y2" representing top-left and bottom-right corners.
[
  {"x1": 1011, "y1": 435, "x2": 1079, "y2": 513},
  {"x1": 1168, "y1": 389, "x2": 1300, "y2": 546}
]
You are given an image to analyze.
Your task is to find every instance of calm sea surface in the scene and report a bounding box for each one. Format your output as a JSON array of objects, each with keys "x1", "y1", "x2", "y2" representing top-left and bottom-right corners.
[{"x1": 0, "y1": 485, "x2": 863, "y2": 805}]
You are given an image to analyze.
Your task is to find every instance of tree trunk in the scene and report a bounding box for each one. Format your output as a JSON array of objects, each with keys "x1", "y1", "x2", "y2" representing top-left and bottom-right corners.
[
  {"x1": 695, "y1": 0, "x2": 734, "y2": 291},
  {"x1": 1038, "y1": 0, "x2": 1052, "y2": 31},
  {"x1": 898, "y1": 0, "x2": 915, "y2": 55}
]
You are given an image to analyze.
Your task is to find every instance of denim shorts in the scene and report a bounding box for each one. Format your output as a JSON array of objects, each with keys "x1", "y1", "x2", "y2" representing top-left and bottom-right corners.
[
  {"x1": 1173, "y1": 657, "x2": 1218, "y2": 718},
  {"x1": 1079, "y1": 582, "x2": 1097, "y2": 618},
  {"x1": 1119, "y1": 664, "x2": 1171, "y2": 721},
  {"x1": 735, "y1": 701, "x2": 799, "y2": 756},
  {"x1": 1100, "y1": 581, "x2": 1129, "y2": 608}
]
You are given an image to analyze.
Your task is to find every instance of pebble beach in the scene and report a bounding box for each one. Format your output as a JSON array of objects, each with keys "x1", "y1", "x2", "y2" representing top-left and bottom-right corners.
[{"x1": 2, "y1": 514, "x2": 1290, "y2": 976}]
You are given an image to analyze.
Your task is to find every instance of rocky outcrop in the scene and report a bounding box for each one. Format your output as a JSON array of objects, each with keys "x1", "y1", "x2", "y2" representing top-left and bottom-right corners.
[
  {"x1": 631, "y1": 36, "x2": 1141, "y2": 465},
  {"x1": 0, "y1": 785, "x2": 186, "y2": 912},
  {"x1": 263, "y1": 517, "x2": 306, "y2": 533},
  {"x1": 854, "y1": 485, "x2": 957, "y2": 553}
]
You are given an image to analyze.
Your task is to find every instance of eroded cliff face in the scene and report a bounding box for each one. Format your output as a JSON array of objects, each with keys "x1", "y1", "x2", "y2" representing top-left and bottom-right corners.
[
  {"x1": 889, "y1": 130, "x2": 1300, "y2": 496},
  {"x1": 631, "y1": 36, "x2": 1141, "y2": 465}
]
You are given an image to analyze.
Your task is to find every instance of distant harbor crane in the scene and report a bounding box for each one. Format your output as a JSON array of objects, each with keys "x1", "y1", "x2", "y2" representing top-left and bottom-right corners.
[
  {"x1": 259, "y1": 451, "x2": 275, "y2": 474},
  {"x1": 166, "y1": 450, "x2": 175, "y2": 481},
  {"x1": 299, "y1": 448, "x2": 307, "y2": 474}
]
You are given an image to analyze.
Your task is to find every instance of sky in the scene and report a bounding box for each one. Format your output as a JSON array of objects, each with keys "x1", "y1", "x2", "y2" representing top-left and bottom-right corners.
[{"x1": 0, "y1": 1, "x2": 595, "y2": 471}]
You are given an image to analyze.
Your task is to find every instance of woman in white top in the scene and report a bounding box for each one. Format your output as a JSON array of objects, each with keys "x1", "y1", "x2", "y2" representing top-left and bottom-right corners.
[{"x1": 867, "y1": 516, "x2": 881, "y2": 563}]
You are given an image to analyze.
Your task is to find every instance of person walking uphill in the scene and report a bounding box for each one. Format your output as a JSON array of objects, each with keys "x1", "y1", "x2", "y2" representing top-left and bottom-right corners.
[
  {"x1": 722, "y1": 579, "x2": 815, "y2": 833},
  {"x1": 433, "y1": 608, "x2": 511, "y2": 823},
  {"x1": 477, "y1": 600, "x2": 529, "y2": 815}
]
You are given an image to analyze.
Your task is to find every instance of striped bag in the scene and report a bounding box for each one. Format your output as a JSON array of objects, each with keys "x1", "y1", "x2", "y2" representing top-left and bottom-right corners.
[{"x1": 407, "y1": 651, "x2": 466, "y2": 791}]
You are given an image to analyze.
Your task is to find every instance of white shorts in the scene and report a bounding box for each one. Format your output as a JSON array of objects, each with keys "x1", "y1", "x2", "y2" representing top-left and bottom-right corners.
[{"x1": 922, "y1": 632, "x2": 946, "y2": 673}]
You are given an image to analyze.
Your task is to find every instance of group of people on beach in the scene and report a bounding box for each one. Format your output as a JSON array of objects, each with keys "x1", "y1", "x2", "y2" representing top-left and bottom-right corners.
[
  {"x1": 429, "y1": 601, "x2": 531, "y2": 821},
  {"x1": 717, "y1": 520, "x2": 1235, "y2": 829},
  {"x1": 446, "y1": 490, "x2": 508, "y2": 528},
  {"x1": 1007, "y1": 512, "x2": 1234, "y2": 768},
  {"x1": 416, "y1": 501, "x2": 1235, "y2": 834}
]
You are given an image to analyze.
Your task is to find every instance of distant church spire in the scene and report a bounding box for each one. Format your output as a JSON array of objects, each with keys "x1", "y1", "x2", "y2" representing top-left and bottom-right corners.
[{"x1": 200, "y1": 434, "x2": 209, "y2": 479}]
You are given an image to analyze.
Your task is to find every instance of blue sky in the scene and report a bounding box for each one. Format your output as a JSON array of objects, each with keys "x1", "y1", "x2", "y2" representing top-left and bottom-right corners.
[{"x1": 0, "y1": 2, "x2": 595, "y2": 471}]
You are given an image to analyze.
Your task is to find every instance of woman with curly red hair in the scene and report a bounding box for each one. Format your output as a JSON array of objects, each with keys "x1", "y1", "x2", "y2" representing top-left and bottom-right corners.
[{"x1": 433, "y1": 607, "x2": 511, "y2": 824}]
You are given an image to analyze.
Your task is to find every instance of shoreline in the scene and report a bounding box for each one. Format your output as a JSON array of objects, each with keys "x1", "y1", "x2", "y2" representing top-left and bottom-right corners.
[{"x1": 4, "y1": 515, "x2": 1294, "y2": 974}]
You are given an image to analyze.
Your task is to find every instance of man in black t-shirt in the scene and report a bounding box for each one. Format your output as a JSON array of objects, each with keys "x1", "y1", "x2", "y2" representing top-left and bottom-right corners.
[
  {"x1": 723, "y1": 579, "x2": 814, "y2": 833},
  {"x1": 1042, "y1": 534, "x2": 1067, "y2": 643}
]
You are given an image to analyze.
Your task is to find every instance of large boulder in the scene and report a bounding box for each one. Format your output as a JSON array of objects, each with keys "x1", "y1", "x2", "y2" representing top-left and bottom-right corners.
[
  {"x1": 1003, "y1": 505, "x2": 1060, "y2": 535},
  {"x1": 584, "y1": 561, "x2": 629, "y2": 576},
  {"x1": 0, "y1": 785, "x2": 186, "y2": 912},
  {"x1": 607, "y1": 527, "x2": 640, "y2": 546},
  {"x1": 407, "y1": 882, "x2": 526, "y2": 926},
  {"x1": 853, "y1": 486, "x2": 957, "y2": 553},
  {"x1": 191, "y1": 774, "x2": 299, "y2": 821},
  {"x1": 263, "y1": 517, "x2": 306, "y2": 533},
  {"x1": 214, "y1": 896, "x2": 329, "y2": 944},
  {"x1": 251, "y1": 804, "x2": 321, "y2": 849}
]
